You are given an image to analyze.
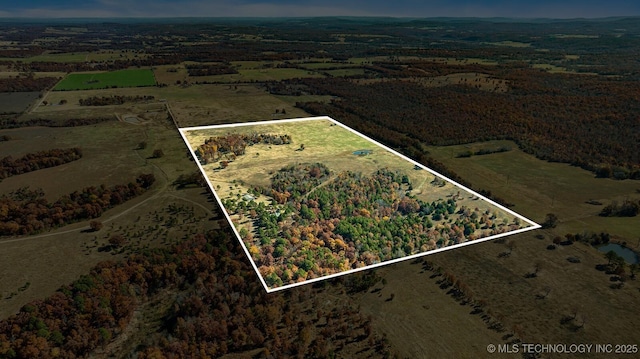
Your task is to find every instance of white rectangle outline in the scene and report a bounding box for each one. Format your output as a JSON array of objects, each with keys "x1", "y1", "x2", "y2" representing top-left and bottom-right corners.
[{"x1": 179, "y1": 116, "x2": 541, "y2": 293}]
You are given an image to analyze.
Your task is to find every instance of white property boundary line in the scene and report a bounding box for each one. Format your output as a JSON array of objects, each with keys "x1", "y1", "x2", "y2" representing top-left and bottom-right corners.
[{"x1": 179, "y1": 116, "x2": 541, "y2": 293}]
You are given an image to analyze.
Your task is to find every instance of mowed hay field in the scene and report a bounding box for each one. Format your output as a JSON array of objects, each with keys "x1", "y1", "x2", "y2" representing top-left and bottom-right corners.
[{"x1": 53, "y1": 69, "x2": 156, "y2": 91}]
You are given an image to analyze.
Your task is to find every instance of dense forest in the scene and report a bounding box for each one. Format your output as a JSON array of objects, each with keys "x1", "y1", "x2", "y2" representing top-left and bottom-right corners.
[
  {"x1": 223, "y1": 164, "x2": 521, "y2": 288},
  {"x1": 292, "y1": 69, "x2": 640, "y2": 179},
  {"x1": 0, "y1": 174, "x2": 155, "y2": 236},
  {"x1": 0, "y1": 148, "x2": 82, "y2": 179},
  {"x1": 0, "y1": 76, "x2": 59, "y2": 93},
  {"x1": 0, "y1": 117, "x2": 114, "y2": 130},
  {"x1": 0, "y1": 229, "x2": 390, "y2": 358}
]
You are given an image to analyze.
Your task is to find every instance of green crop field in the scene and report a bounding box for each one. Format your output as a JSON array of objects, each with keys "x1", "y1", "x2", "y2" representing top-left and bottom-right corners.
[{"x1": 53, "y1": 69, "x2": 156, "y2": 91}]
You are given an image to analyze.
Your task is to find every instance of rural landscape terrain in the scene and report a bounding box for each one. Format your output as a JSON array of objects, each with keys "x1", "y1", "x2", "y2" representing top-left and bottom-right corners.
[
  {"x1": 182, "y1": 117, "x2": 536, "y2": 290},
  {"x1": 0, "y1": 16, "x2": 639, "y2": 358}
]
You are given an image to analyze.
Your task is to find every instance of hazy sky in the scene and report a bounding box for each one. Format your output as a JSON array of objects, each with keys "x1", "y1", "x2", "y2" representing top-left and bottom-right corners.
[{"x1": 2, "y1": 0, "x2": 639, "y2": 18}]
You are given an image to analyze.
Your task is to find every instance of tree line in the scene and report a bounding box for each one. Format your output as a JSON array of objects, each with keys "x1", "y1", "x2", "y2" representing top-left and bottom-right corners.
[
  {"x1": 0, "y1": 173, "x2": 155, "y2": 236},
  {"x1": 0, "y1": 148, "x2": 82, "y2": 179},
  {"x1": 0, "y1": 76, "x2": 59, "y2": 92},
  {"x1": 0, "y1": 117, "x2": 113, "y2": 130},
  {"x1": 78, "y1": 95, "x2": 155, "y2": 106}
]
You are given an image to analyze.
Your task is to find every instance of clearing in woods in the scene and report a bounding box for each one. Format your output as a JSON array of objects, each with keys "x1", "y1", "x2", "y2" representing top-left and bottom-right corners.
[{"x1": 180, "y1": 116, "x2": 539, "y2": 291}]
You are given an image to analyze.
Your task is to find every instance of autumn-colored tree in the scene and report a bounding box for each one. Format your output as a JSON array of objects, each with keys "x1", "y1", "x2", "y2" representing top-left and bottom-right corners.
[
  {"x1": 89, "y1": 220, "x2": 103, "y2": 232},
  {"x1": 109, "y1": 234, "x2": 126, "y2": 247}
]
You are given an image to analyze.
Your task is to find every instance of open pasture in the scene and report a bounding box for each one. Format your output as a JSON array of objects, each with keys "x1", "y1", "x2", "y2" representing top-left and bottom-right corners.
[
  {"x1": 35, "y1": 83, "x2": 311, "y2": 128},
  {"x1": 54, "y1": 69, "x2": 156, "y2": 91},
  {"x1": 0, "y1": 92, "x2": 40, "y2": 113},
  {"x1": 425, "y1": 140, "x2": 640, "y2": 238}
]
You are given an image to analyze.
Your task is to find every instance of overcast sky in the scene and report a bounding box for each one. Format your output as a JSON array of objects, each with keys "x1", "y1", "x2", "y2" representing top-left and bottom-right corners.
[{"x1": 2, "y1": 0, "x2": 639, "y2": 19}]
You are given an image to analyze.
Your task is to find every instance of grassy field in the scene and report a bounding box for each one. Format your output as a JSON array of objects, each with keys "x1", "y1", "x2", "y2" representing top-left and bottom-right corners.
[
  {"x1": 324, "y1": 68, "x2": 367, "y2": 77},
  {"x1": 424, "y1": 140, "x2": 640, "y2": 236},
  {"x1": 35, "y1": 83, "x2": 311, "y2": 128},
  {"x1": 153, "y1": 64, "x2": 188, "y2": 86},
  {"x1": 353, "y1": 139, "x2": 640, "y2": 357},
  {"x1": 54, "y1": 69, "x2": 156, "y2": 91},
  {"x1": 0, "y1": 92, "x2": 40, "y2": 113},
  {"x1": 349, "y1": 56, "x2": 499, "y2": 66},
  {"x1": 163, "y1": 84, "x2": 311, "y2": 127},
  {"x1": 485, "y1": 41, "x2": 532, "y2": 48}
]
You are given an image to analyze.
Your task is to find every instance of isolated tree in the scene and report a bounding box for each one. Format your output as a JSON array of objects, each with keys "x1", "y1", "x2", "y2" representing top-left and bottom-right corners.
[
  {"x1": 506, "y1": 240, "x2": 516, "y2": 254},
  {"x1": 541, "y1": 213, "x2": 558, "y2": 228},
  {"x1": 605, "y1": 250, "x2": 618, "y2": 266},
  {"x1": 109, "y1": 234, "x2": 126, "y2": 248},
  {"x1": 138, "y1": 141, "x2": 147, "y2": 149},
  {"x1": 89, "y1": 220, "x2": 103, "y2": 232},
  {"x1": 152, "y1": 149, "x2": 164, "y2": 158}
]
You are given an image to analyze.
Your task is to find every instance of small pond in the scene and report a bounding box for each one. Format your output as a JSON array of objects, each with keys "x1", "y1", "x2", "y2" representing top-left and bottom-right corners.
[
  {"x1": 353, "y1": 149, "x2": 373, "y2": 156},
  {"x1": 124, "y1": 116, "x2": 142, "y2": 124},
  {"x1": 597, "y1": 243, "x2": 639, "y2": 264}
]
